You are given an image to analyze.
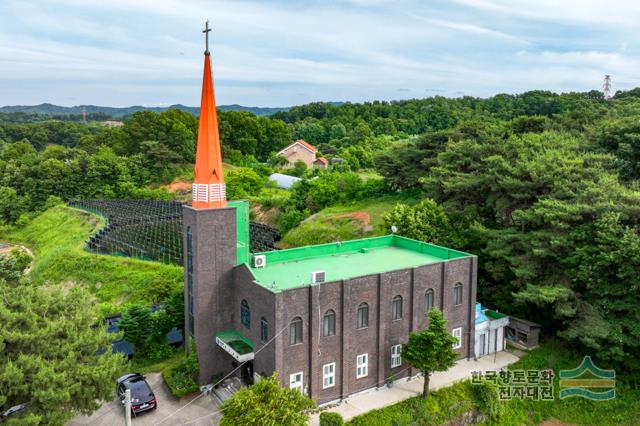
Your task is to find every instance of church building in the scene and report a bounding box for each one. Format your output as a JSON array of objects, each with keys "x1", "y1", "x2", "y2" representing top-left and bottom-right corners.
[{"x1": 183, "y1": 24, "x2": 478, "y2": 405}]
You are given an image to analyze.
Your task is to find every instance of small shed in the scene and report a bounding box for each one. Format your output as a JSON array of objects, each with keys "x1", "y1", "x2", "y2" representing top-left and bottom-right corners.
[
  {"x1": 269, "y1": 173, "x2": 301, "y2": 190},
  {"x1": 505, "y1": 315, "x2": 541, "y2": 349}
]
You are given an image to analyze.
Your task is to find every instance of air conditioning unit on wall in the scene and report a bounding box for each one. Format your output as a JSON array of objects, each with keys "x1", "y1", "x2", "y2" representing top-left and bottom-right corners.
[
  {"x1": 253, "y1": 255, "x2": 267, "y2": 268},
  {"x1": 311, "y1": 270, "x2": 326, "y2": 284}
]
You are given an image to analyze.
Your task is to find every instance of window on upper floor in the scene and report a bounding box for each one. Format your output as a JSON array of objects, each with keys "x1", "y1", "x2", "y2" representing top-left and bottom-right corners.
[
  {"x1": 186, "y1": 226, "x2": 194, "y2": 336},
  {"x1": 290, "y1": 317, "x2": 303, "y2": 345},
  {"x1": 454, "y1": 283, "x2": 463, "y2": 306},
  {"x1": 260, "y1": 317, "x2": 268, "y2": 343},
  {"x1": 323, "y1": 310, "x2": 336, "y2": 336},
  {"x1": 425, "y1": 289, "x2": 434, "y2": 312},
  {"x1": 357, "y1": 303, "x2": 369, "y2": 329},
  {"x1": 241, "y1": 299, "x2": 250, "y2": 329},
  {"x1": 392, "y1": 295, "x2": 403, "y2": 320}
]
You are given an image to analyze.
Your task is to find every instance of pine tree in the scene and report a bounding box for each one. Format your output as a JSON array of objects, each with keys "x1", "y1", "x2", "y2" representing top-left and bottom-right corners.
[
  {"x1": 0, "y1": 278, "x2": 125, "y2": 425},
  {"x1": 402, "y1": 308, "x2": 459, "y2": 398}
]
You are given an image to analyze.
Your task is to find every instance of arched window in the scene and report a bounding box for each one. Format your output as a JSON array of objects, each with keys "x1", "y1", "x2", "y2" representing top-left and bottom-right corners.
[
  {"x1": 357, "y1": 303, "x2": 369, "y2": 329},
  {"x1": 425, "y1": 289, "x2": 434, "y2": 312},
  {"x1": 260, "y1": 317, "x2": 269, "y2": 343},
  {"x1": 454, "y1": 283, "x2": 463, "y2": 306},
  {"x1": 323, "y1": 310, "x2": 336, "y2": 336},
  {"x1": 290, "y1": 317, "x2": 303, "y2": 345},
  {"x1": 241, "y1": 299, "x2": 250, "y2": 328},
  {"x1": 392, "y1": 295, "x2": 403, "y2": 320},
  {"x1": 186, "y1": 226, "x2": 194, "y2": 336}
]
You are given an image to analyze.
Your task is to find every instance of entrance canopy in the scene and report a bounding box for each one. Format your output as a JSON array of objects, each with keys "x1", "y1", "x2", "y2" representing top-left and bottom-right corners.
[{"x1": 215, "y1": 330, "x2": 254, "y2": 363}]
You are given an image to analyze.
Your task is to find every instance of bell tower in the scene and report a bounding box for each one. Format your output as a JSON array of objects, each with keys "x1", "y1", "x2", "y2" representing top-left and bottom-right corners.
[{"x1": 183, "y1": 20, "x2": 237, "y2": 384}]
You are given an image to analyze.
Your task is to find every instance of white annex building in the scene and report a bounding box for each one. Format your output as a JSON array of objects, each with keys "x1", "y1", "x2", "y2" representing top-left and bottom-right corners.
[{"x1": 474, "y1": 303, "x2": 509, "y2": 358}]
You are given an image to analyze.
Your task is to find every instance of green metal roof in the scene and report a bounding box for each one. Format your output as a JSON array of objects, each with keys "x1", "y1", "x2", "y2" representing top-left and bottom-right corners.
[
  {"x1": 248, "y1": 235, "x2": 471, "y2": 292},
  {"x1": 215, "y1": 330, "x2": 253, "y2": 355},
  {"x1": 485, "y1": 309, "x2": 508, "y2": 320}
]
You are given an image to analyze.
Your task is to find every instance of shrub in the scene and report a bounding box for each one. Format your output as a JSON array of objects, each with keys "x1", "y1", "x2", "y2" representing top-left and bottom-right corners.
[
  {"x1": 472, "y1": 380, "x2": 502, "y2": 419},
  {"x1": 277, "y1": 208, "x2": 308, "y2": 235},
  {"x1": 320, "y1": 411, "x2": 344, "y2": 426},
  {"x1": 163, "y1": 351, "x2": 200, "y2": 398}
]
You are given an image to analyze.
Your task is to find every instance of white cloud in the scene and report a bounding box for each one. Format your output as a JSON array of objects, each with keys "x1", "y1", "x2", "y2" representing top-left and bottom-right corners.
[{"x1": 0, "y1": 0, "x2": 638, "y2": 106}]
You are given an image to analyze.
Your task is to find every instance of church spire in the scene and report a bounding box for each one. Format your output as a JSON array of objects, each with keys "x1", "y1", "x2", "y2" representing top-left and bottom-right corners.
[{"x1": 192, "y1": 20, "x2": 226, "y2": 209}]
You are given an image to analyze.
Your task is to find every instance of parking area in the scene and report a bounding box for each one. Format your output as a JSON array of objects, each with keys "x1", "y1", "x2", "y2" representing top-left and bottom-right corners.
[{"x1": 67, "y1": 373, "x2": 221, "y2": 426}]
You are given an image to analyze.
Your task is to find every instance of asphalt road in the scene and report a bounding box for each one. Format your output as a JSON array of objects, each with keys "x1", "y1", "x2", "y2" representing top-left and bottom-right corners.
[{"x1": 67, "y1": 373, "x2": 221, "y2": 426}]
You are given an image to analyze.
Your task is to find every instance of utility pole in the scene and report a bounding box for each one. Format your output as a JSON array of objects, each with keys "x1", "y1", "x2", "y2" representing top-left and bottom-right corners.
[
  {"x1": 82, "y1": 106, "x2": 87, "y2": 123},
  {"x1": 603, "y1": 75, "x2": 612, "y2": 100},
  {"x1": 124, "y1": 389, "x2": 132, "y2": 426}
]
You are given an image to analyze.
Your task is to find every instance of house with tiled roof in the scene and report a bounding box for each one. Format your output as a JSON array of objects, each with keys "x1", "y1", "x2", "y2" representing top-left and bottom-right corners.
[{"x1": 277, "y1": 139, "x2": 328, "y2": 169}]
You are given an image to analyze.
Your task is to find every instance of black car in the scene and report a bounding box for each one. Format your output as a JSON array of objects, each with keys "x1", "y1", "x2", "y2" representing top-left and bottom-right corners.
[{"x1": 116, "y1": 373, "x2": 157, "y2": 415}]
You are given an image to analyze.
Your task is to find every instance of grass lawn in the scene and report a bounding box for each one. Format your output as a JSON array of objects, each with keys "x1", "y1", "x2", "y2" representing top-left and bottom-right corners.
[
  {"x1": 346, "y1": 340, "x2": 640, "y2": 425},
  {"x1": 0, "y1": 205, "x2": 183, "y2": 316},
  {"x1": 281, "y1": 194, "x2": 419, "y2": 247}
]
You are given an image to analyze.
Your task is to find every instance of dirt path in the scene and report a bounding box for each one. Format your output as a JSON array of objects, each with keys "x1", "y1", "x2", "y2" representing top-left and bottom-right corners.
[{"x1": 0, "y1": 243, "x2": 35, "y2": 274}]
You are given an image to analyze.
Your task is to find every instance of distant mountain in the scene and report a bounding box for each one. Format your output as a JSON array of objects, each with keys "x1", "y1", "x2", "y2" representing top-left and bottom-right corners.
[{"x1": 0, "y1": 103, "x2": 289, "y2": 117}]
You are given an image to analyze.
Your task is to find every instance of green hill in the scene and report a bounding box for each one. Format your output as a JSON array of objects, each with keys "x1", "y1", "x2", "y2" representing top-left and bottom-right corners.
[
  {"x1": 0, "y1": 102, "x2": 289, "y2": 117},
  {"x1": 280, "y1": 195, "x2": 418, "y2": 248},
  {"x1": 0, "y1": 205, "x2": 183, "y2": 315}
]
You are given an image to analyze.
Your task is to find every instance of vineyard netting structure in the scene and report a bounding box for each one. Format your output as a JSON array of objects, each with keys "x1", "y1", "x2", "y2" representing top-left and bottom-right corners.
[{"x1": 68, "y1": 200, "x2": 279, "y2": 265}]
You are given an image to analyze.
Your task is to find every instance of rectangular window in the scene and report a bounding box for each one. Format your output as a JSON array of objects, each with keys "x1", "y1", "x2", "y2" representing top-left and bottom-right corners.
[
  {"x1": 391, "y1": 344, "x2": 402, "y2": 368},
  {"x1": 322, "y1": 363, "x2": 335, "y2": 389},
  {"x1": 187, "y1": 228, "x2": 195, "y2": 336},
  {"x1": 261, "y1": 318, "x2": 269, "y2": 343},
  {"x1": 452, "y1": 327, "x2": 462, "y2": 349},
  {"x1": 425, "y1": 290, "x2": 434, "y2": 312},
  {"x1": 290, "y1": 319, "x2": 303, "y2": 345},
  {"x1": 357, "y1": 304, "x2": 369, "y2": 329},
  {"x1": 454, "y1": 284, "x2": 463, "y2": 306},
  {"x1": 290, "y1": 372, "x2": 303, "y2": 393},
  {"x1": 356, "y1": 353, "x2": 368, "y2": 379},
  {"x1": 392, "y1": 297, "x2": 403, "y2": 320},
  {"x1": 323, "y1": 312, "x2": 336, "y2": 336}
]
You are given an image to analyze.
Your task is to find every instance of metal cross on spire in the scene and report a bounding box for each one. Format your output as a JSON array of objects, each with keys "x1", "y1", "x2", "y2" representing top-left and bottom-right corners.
[{"x1": 203, "y1": 20, "x2": 211, "y2": 55}]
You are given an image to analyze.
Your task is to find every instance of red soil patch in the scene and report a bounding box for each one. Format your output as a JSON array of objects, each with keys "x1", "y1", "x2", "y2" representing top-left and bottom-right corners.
[
  {"x1": 333, "y1": 211, "x2": 371, "y2": 226},
  {"x1": 165, "y1": 180, "x2": 191, "y2": 193}
]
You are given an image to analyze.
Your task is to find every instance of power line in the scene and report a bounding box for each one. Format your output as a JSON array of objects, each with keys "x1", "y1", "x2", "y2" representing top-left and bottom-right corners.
[{"x1": 154, "y1": 322, "x2": 289, "y2": 425}]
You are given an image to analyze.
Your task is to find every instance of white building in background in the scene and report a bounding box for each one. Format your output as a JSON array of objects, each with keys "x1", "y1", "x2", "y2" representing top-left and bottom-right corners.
[
  {"x1": 269, "y1": 173, "x2": 302, "y2": 190},
  {"x1": 474, "y1": 303, "x2": 509, "y2": 358}
]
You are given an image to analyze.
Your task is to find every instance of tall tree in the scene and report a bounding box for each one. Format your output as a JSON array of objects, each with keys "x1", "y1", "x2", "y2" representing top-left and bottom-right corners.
[
  {"x1": 0, "y1": 277, "x2": 125, "y2": 425},
  {"x1": 403, "y1": 309, "x2": 458, "y2": 398}
]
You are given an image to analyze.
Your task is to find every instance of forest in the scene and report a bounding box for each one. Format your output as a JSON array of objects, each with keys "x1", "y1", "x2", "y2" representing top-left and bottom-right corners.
[{"x1": 2, "y1": 88, "x2": 640, "y2": 422}]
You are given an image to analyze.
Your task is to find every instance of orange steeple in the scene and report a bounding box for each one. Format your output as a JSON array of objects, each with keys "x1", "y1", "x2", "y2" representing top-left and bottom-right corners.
[{"x1": 192, "y1": 20, "x2": 226, "y2": 209}]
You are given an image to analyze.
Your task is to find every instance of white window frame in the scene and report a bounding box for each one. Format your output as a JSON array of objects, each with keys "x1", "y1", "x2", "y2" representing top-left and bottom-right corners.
[
  {"x1": 290, "y1": 372, "x2": 303, "y2": 393},
  {"x1": 356, "y1": 353, "x2": 368, "y2": 379},
  {"x1": 391, "y1": 344, "x2": 402, "y2": 368},
  {"x1": 452, "y1": 327, "x2": 462, "y2": 349},
  {"x1": 322, "y1": 362, "x2": 336, "y2": 389}
]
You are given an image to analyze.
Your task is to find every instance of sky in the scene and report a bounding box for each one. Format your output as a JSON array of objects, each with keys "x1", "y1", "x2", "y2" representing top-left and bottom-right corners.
[{"x1": 1, "y1": 0, "x2": 639, "y2": 107}]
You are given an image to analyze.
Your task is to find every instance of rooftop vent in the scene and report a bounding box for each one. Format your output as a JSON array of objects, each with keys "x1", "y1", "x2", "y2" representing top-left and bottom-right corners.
[{"x1": 311, "y1": 270, "x2": 326, "y2": 284}]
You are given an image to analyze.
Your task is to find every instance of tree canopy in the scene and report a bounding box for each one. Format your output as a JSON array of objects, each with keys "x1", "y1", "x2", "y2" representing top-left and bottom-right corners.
[
  {"x1": 403, "y1": 309, "x2": 459, "y2": 398},
  {"x1": 219, "y1": 373, "x2": 314, "y2": 426},
  {"x1": 0, "y1": 251, "x2": 125, "y2": 425}
]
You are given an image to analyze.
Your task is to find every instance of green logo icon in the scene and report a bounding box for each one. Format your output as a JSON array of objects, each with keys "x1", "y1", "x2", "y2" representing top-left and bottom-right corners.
[{"x1": 559, "y1": 356, "x2": 615, "y2": 400}]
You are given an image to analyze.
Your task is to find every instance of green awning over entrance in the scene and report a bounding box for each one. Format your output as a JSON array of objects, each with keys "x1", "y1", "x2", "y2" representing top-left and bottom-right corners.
[{"x1": 215, "y1": 330, "x2": 254, "y2": 363}]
